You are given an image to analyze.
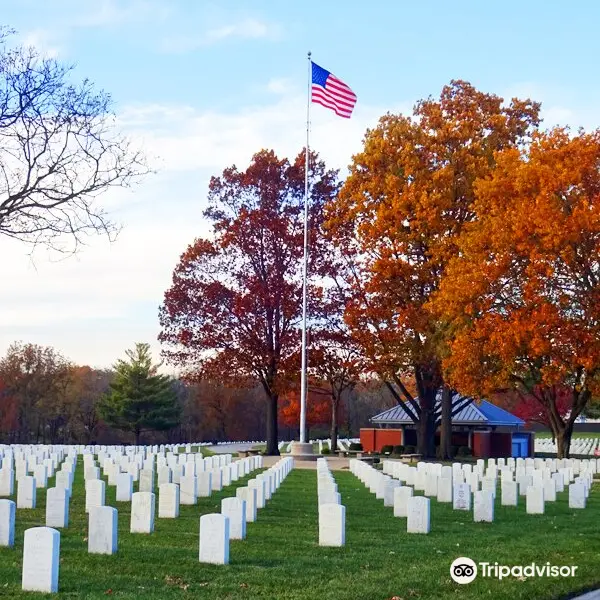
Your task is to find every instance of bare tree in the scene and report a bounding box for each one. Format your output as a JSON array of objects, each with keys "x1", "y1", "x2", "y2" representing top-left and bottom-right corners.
[{"x1": 0, "y1": 29, "x2": 149, "y2": 253}]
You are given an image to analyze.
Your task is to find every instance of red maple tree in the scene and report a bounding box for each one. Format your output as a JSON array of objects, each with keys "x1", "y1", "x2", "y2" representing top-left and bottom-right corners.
[{"x1": 159, "y1": 149, "x2": 339, "y2": 455}]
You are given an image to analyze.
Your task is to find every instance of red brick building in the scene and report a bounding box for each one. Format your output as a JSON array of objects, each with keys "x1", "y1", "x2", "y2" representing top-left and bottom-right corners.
[{"x1": 361, "y1": 398, "x2": 533, "y2": 458}]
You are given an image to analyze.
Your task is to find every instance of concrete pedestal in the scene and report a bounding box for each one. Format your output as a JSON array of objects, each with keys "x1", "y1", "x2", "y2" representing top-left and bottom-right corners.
[{"x1": 289, "y1": 442, "x2": 320, "y2": 462}]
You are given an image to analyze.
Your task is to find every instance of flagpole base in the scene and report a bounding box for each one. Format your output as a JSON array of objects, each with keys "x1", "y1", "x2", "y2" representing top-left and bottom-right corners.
[{"x1": 289, "y1": 441, "x2": 319, "y2": 461}]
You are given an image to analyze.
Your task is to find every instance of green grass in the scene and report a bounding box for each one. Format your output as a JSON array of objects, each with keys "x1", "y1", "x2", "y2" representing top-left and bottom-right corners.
[{"x1": 0, "y1": 460, "x2": 598, "y2": 599}]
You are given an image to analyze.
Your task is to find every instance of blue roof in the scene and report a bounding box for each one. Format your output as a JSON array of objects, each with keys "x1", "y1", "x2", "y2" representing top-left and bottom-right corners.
[{"x1": 371, "y1": 394, "x2": 524, "y2": 427}]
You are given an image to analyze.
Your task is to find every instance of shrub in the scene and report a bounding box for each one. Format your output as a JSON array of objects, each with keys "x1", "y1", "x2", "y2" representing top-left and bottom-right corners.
[
  {"x1": 457, "y1": 446, "x2": 472, "y2": 457},
  {"x1": 403, "y1": 445, "x2": 416, "y2": 454},
  {"x1": 321, "y1": 447, "x2": 330, "y2": 455},
  {"x1": 349, "y1": 442, "x2": 363, "y2": 451},
  {"x1": 393, "y1": 445, "x2": 404, "y2": 455},
  {"x1": 381, "y1": 445, "x2": 393, "y2": 455}
]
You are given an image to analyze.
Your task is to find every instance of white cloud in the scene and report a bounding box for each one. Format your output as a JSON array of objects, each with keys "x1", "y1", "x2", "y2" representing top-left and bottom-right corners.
[
  {"x1": 72, "y1": 0, "x2": 171, "y2": 29},
  {"x1": 0, "y1": 84, "x2": 393, "y2": 369},
  {"x1": 266, "y1": 78, "x2": 294, "y2": 95},
  {"x1": 160, "y1": 17, "x2": 282, "y2": 53},
  {"x1": 20, "y1": 29, "x2": 61, "y2": 58}
]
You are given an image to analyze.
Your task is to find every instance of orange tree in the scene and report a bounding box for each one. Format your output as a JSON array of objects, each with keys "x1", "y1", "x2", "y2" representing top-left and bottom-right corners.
[
  {"x1": 434, "y1": 128, "x2": 600, "y2": 458},
  {"x1": 159, "y1": 149, "x2": 339, "y2": 455},
  {"x1": 325, "y1": 81, "x2": 540, "y2": 457}
]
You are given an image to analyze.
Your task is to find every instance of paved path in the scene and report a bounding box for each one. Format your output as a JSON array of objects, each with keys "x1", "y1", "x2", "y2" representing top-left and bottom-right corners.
[
  {"x1": 208, "y1": 443, "x2": 258, "y2": 454},
  {"x1": 572, "y1": 591, "x2": 600, "y2": 600},
  {"x1": 262, "y1": 455, "x2": 350, "y2": 471}
]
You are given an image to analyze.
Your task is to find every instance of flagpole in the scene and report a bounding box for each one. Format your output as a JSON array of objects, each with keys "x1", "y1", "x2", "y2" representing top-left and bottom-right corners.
[{"x1": 299, "y1": 51, "x2": 311, "y2": 445}]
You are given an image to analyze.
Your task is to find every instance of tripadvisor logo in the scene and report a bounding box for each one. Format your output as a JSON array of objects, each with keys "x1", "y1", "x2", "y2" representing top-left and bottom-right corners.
[{"x1": 450, "y1": 557, "x2": 578, "y2": 584}]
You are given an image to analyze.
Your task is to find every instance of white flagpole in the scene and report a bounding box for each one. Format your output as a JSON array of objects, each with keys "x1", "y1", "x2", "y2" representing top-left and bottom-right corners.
[{"x1": 299, "y1": 51, "x2": 311, "y2": 444}]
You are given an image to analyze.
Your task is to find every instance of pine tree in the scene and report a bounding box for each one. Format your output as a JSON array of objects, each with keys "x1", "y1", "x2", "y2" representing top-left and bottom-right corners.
[{"x1": 98, "y1": 343, "x2": 180, "y2": 444}]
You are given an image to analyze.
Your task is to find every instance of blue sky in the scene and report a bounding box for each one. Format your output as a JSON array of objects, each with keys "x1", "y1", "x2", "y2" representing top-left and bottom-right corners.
[{"x1": 1, "y1": 0, "x2": 599, "y2": 371}]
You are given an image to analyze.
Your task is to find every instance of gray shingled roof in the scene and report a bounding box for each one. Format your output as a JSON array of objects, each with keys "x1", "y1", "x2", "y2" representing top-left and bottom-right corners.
[{"x1": 370, "y1": 394, "x2": 524, "y2": 427}]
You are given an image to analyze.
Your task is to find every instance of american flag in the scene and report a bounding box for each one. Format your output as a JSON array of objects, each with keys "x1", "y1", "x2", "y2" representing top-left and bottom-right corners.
[{"x1": 311, "y1": 62, "x2": 356, "y2": 119}]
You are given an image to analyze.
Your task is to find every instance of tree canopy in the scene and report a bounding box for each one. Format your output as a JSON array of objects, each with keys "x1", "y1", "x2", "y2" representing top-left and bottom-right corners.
[{"x1": 159, "y1": 148, "x2": 339, "y2": 454}]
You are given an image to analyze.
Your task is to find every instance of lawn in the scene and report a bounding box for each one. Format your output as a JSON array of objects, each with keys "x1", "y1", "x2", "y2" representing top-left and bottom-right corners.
[{"x1": 0, "y1": 460, "x2": 598, "y2": 599}]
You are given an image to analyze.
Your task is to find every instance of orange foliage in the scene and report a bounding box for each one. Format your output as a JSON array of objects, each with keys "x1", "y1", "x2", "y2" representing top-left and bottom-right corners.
[
  {"x1": 324, "y1": 80, "x2": 539, "y2": 453},
  {"x1": 433, "y1": 128, "x2": 600, "y2": 453},
  {"x1": 279, "y1": 388, "x2": 331, "y2": 429}
]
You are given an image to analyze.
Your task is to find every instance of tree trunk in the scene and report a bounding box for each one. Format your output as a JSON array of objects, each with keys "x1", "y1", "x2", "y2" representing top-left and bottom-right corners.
[
  {"x1": 440, "y1": 386, "x2": 453, "y2": 460},
  {"x1": 265, "y1": 393, "x2": 280, "y2": 456},
  {"x1": 135, "y1": 428, "x2": 141, "y2": 445},
  {"x1": 330, "y1": 397, "x2": 338, "y2": 455},
  {"x1": 556, "y1": 425, "x2": 573, "y2": 459}
]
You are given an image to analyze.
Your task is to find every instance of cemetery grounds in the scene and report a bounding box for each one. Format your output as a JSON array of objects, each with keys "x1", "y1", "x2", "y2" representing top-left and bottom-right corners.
[{"x1": 0, "y1": 444, "x2": 598, "y2": 600}]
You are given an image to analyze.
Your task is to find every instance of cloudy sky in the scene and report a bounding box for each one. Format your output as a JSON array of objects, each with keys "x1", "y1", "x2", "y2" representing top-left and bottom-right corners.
[{"x1": 1, "y1": 0, "x2": 599, "y2": 372}]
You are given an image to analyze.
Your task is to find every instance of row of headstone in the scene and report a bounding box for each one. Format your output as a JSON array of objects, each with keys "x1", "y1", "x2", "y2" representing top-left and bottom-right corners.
[
  {"x1": 19, "y1": 454, "x2": 293, "y2": 592},
  {"x1": 199, "y1": 457, "x2": 295, "y2": 564},
  {"x1": 351, "y1": 459, "x2": 431, "y2": 533},
  {"x1": 0, "y1": 450, "x2": 76, "y2": 500},
  {"x1": 535, "y1": 437, "x2": 600, "y2": 456},
  {"x1": 83, "y1": 455, "x2": 263, "y2": 518},
  {"x1": 377, "y1": 456, "x2": 595, "y2": 522},
  {"x1": 316, "y1": 458, "x2": 345, "y2": 546}
]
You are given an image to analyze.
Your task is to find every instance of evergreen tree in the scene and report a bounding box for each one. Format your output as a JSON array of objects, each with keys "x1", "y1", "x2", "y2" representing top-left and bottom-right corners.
[{"x1": 98, "y1": 343, "x2": 180, "y2": 444}]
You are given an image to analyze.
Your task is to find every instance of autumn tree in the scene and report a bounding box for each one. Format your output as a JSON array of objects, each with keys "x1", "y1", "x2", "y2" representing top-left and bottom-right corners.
[
  {"x1": 435, "y1": 128, "x2": 600, "y2": 458},
  {"x1": 310, "y1": 289, "x2": 362, "y2": 452},
  {"x1": 325, "y1": 81, "x2": 540, "y2": 457},
  {"x1": 279, "y1": 387, "x2": 331, "y2": 432},
  {"x1": 66, "y1": 366, "x2": 113, "y2": 443},
  {"x1": 498, "y1": 388, "x2": 572, "y2": 440},
  {"x1": 0, "y1": 341, "x2": 73, "y2": 442},
  {"x1": 98, "y1": 343, "x2": 180, "y2": 444},
  {"x1": 159, "y1": 149, "x2": 339, "y2": 455},
  {"x1": 0, "y1": 29, "x2": 147, "y2": 254}
]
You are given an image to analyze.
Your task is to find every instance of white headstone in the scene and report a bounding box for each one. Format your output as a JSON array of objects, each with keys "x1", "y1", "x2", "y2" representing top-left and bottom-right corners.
[
  {"x1": 211, "y1": 469, "x2": 223, "y2": 492},
  {"x1": 197, "y1": 472, "x2": 212, "y2": 497},
  {"x1": 407, "y1": 496, "x2": 430, "y2": 533},
  {"x1": 0, "y1": 499, "x2": 15, "y2": 546},
  {"x1": 0, "y1": 469, "x2": 14, "y2": 496},
  {"x1": 22, "y1": 527, "x2": 60, "y2": 593},
  {"x1": 319, "y1": 503, "x2": 345, "y2": 546},
  {"x1": 526, "y1": 486, "x2": 545, "y2": 514},
  {"x1": 85, "y1": 479, "x2": 105, "y2": 513},
  {"x1": 473, "y1": 490, "x2": 494, "y2": 522},
  {"x1": 236, "y1": 486, "x2": 257, "y2": 523},
  {"x1": 88, "y1": 506, "x2": 117, "y2": 555},
  {"x1": 33, "y1": 465, "x2": 47, "y2": 488},
  {"x1": 46, "y1": 487, "x2": 69, "y2": 528},
  {"x1": 157, "y1": 467, "x2": 172, "y2": 485},
  {"x1": 158, "y1": 483, "x2": 180, "y2": 519},
  {"x1": 437, "y1": 477, "x2": 453, "y2": 503},
  {"x1": 130, "y1": 492, "x2": 155, "y2": 533},
  {"x1": 221, "y1": 497, "x2": 246, "y2": 540},
  {"x1": 568, "y1": 483, "x2": 586, "y2": 509},
  {"x1": 139, "y1": 470, "x2": 154, "y2": 493},
  {"x1": 543, "y1": 479, "x2": 557, "y2": 502},
  {"x1": 199, "y1": 513, "x2": 229, "y2": 564},
  {"x1": 424, "y1": 474, "x2": 438, "y2": 497},
  {"x1": 180, "y1": 476, "x2": 197, "y2": 505},
  {"x1": 501, "y1": 481, "x2": 518, "y2": 506},
  {"x1": 453, "y1": 483, "x2": 471, "y2": 510},
  {"x1": 393, "y1": 486, "x2": 413, "y2": 518},
  {"x1": 248, "y1": 479, "x2": 266, "y2": 509},
  {"x1": 17, "y1": 476, "x2": 36, "y2": 509},
  {"x1": 116, "y1": 473, "x2": 133, "y2": 502}
]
